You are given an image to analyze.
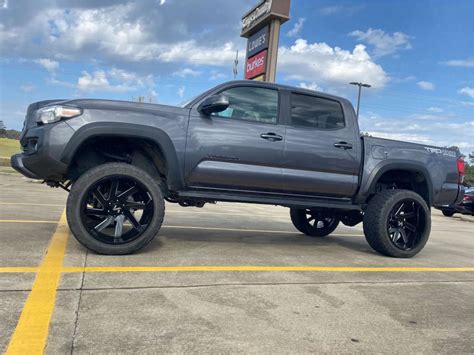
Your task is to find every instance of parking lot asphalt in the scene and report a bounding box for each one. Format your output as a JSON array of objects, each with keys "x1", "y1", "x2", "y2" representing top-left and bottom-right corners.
[{"x1": 1, "y1": 173, "x2": 473, "y2": 353}]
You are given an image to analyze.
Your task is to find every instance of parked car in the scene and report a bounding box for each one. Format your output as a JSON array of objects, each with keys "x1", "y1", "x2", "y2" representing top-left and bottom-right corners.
[
  {"x1": 439, "y1": 187, "x2": 474, "y2": 216},
  {"x1": 11, "y1": 81, "x2": 465, "y2": 257}
]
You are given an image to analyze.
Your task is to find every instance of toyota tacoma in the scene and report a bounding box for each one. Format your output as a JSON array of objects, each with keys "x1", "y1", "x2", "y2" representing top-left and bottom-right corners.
[{"x1": 11, "y1": 81, "x2": 465, "y2": 257}]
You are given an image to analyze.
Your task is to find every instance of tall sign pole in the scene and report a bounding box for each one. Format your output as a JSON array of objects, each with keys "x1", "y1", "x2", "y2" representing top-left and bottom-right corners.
[{"x1": 241, "y1": 0, "x2": 291, "y2": 82}]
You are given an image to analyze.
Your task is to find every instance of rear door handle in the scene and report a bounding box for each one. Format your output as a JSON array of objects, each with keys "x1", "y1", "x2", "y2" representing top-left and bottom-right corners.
[
  {"x1": 260, "y1": 133, "x2": 283, "y2": 141},
  {"x1": 334, "y1": 142, "x2": 353, "y2": 150}
]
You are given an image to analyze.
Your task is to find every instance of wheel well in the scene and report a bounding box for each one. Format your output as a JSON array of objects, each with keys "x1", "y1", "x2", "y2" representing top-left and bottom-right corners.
[
  {"x1": 67, "y1": 136, "x2": 168, "y2": 193},
  {"x1": 372, "y1": 169, "x2": 431, "y2": 205}
]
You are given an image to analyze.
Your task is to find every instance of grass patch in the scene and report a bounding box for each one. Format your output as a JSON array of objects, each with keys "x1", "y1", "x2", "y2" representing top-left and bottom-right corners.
[{"x1": 0, "y1": 138, "x2": 21, "y2": 158}]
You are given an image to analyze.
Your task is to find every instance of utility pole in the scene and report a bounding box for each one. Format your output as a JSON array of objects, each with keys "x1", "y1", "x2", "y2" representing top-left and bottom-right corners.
[
  {"x1": 233, "y1": 50, "x2": 239, "y2": 80},
  {"x1": 349, "y1": 82, "x2": 371, "y2": 118}
]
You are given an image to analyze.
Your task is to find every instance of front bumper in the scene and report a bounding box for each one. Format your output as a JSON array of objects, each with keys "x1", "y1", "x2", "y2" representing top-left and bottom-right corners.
[
  {"x1": 11, "y1": 154, "x2": 40, "y2": 179},
  {"x1": 13, "y1": 121, "x2": 74, "y2": 181}
]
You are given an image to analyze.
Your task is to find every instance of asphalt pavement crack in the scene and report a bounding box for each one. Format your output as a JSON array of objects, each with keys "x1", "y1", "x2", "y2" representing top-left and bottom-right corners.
[{"x1": 69, "y1": 249, "x2": 88, "y2": 355}]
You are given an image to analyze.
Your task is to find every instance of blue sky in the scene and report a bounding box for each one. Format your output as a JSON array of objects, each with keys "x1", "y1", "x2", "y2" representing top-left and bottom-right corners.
[{"x1": 0, "y1": 0, "x2": 473, "y2": 153}]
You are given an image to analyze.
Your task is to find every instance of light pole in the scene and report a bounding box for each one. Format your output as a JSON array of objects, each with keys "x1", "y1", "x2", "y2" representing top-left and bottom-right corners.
[{"x1": 350, "y1": 82, "x2": 371, "y2": 118}]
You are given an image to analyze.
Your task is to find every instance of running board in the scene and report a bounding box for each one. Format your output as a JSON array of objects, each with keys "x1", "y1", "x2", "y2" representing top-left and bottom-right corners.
[{"x1": 178, "y1": 190, "x2": 361, "y2": 211}]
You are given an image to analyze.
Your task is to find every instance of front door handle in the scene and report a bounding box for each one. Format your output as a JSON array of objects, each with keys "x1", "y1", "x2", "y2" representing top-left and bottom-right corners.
[
  {"x1": 334, "y1": 141, "x2": 353, "y2": 150},
  {"x1": 260, "y1": 133, "x2": 283, "y2": 141}
]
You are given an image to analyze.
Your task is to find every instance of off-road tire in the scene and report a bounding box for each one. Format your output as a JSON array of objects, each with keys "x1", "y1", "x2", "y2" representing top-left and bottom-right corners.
[
  {"x1": 363, "y1": 189, "x2": 431, "y2": 258},
  {"x1": 290, "y1": 208, "x2": 340, "y2": 237},
  {"x1": 66, "y1": 163, "x2": 165, "y2": 255}
]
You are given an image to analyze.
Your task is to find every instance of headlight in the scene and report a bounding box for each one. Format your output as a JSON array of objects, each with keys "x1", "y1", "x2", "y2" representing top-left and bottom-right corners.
[{"x1": 36, "y1": 105, "x2": 82, "y2": 124}]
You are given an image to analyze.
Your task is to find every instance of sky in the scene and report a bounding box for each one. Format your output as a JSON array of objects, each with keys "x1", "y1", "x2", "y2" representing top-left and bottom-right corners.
[{"x1": 0, "y1": 0, "x2": 473, "y2": 154}]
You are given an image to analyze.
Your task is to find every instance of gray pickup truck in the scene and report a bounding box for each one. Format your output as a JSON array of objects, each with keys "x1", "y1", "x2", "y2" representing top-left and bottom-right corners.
[{"x1": 12, "y1": 80, "x2": 465, "y2": 257}]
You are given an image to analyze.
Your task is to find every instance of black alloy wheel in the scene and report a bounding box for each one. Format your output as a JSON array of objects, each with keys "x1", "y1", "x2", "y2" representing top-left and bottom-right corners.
[
  {"x1": 387, "y1": 200, "x2": 427, "y2": 251},
  {"x1": 67, "y1": 163, "x2": 164, "y2": 255},
  {"x1": 81, "y1": 175, "x2": 154, "y2": 245},
  {"x1": 290, "y1": 208, "x2": 340, "y2": 237},
  {"x1": 363, "y1": 189, "x2": 431, "y2": 258}
]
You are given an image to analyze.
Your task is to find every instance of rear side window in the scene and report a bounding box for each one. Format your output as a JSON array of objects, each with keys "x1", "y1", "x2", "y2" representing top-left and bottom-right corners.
[
  {"x1": 291, "y1": 93, "x2": 345, "y2": 129},
  {"x1": 212, "y1": 86, "x2": 278, "y2": 124}
]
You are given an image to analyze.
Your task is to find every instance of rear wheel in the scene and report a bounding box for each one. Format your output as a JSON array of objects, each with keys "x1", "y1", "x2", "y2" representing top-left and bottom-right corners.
[
  {"x1": 363, "y1": 189, "x2": 431, "y2": 258},
  {"x1": 290, "y1": 208, "x2": 339, "y2": 237},
  {"x1": 67, "y1": 163, "x2": 164, "y2": 255}
]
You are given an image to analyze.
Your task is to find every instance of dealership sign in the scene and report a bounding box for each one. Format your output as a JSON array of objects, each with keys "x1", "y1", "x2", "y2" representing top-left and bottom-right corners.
[
  {"x1": 247, "y1": 26, "x2": 269, "y2": 57},
  {"x1": 245, "y1": 50, "x2": 267, "y2": 79},
  {"x1": 242, "y1": 0, "x2": 272, "y2": 33}
]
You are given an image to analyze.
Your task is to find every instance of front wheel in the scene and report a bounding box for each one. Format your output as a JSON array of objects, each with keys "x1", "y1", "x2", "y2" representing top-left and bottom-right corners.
[
  {"x1": 363, "y1": 189, "x2": 431, "y2": 258},
  {"x1": 290, "y1": 208, "x2": 340, "y2": 237},
  {"x1": 66, "y1": 163, "x2": 165, "y2": 255}
]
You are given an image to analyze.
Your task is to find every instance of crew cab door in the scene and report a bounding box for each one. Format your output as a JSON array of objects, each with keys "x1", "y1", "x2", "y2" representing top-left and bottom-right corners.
[
  {"x1": 281, "y1": 91, "x2": 361, "y2": 197},
  {"x1": 185, "y1": 85, "x2": 284, "y2": 192}
]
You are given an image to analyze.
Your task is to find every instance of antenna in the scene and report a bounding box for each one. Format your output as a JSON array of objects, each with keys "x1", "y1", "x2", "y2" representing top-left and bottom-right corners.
[{"x1": 233, "y1": 50, "x2": 239, "y2": 80}]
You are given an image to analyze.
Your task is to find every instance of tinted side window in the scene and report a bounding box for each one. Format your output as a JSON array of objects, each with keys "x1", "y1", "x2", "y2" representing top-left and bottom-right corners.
[
  {"x1": 291, "y1": 93, "x2": 345, "y2": 129},
  {"x1": 212, "y1": 87, "x2": 278, "y2": 124}
]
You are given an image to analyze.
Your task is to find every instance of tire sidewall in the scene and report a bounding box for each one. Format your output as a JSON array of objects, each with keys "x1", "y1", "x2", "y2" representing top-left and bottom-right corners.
[
  {"x1": 66, "y1": 163, "x2": 165, "y2": 255},
  {"x1": 364, "y1": 190, "x2": 431, "y2": 258}
]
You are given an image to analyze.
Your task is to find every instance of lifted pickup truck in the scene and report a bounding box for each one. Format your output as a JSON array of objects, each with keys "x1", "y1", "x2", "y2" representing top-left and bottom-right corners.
[{"x1": 12, "y1": 80, "x2": 465, "y2": 257}]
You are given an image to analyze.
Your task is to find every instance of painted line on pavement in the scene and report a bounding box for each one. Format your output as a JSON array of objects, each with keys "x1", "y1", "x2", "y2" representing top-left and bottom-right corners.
[
  {"x1": 0, "y1": 202, "x2": 65, "y2": 207},
  {"x1": 0, "y1": 267, "x2": 38, "y2": 273},
  {"x1": 6, "y1": 210, "x2": 68, "y2": 354},
  {"x1": 60, "y1": 266, "x2": 474, "y2": 273},
  {"x1": 0, "y1": 220, "x2": 357, "y2": 235},
  {"x1": 0, "y1": 219, "x2": 59, "y2": 224}
]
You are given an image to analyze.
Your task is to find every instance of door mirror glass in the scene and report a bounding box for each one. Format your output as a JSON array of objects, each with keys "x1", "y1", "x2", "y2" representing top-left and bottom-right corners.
[{"x1": 198, "y1": 94, "x2": 229, "y2": 115}]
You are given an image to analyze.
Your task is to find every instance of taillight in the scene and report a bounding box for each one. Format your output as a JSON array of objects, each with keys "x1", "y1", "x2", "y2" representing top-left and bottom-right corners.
[
  {"x1": 457, "y1": 157, "x2": 465, "y2": 184},
  {"x1": 463, "y1": 195, "x2": 472, "y2": 202}
]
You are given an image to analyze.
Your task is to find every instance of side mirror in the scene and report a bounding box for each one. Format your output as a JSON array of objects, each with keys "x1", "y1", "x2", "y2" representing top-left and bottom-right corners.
[{"x1": 198, "y1": 94, "x2": 229, "y2": 116}]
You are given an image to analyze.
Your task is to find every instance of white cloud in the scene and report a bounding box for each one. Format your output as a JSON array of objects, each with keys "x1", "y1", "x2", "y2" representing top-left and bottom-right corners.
[
  {"x1": 159, "y1": 0, "x2": 166, "y2": 5},
  {"x1": 278, "y1": 39, "x2": 389, "y2": 89},
  {"x1": 443, "y1": 59, "x2": 474, "y2": 67},
  {"x1": 19, "y1": 84, "x2": 34, "y2": 93},
  {"x1": 349, "y1": 28, "x2": 412, "y2": 57},
  {"x1": 417, "y1": 81, "x2": 435, "y2": 91},
  {"x1": 459, "y1": 87, "x2": 474, "y2": 99},
  {"x1": 298, "y1": 82, "x2": 322, "y2": 91},
  {"x1": 173, "y1": 68, "x2": 202, "y2": 78},
  {"x1": 76, "y1": 69, "x2": 155, "y2": 93},
  {"x1": 286, "y1": 18, "x2": 305, "y2": 38},
  {"x1": 34, "y1": 58, "x2": 59, "y2": 72},
  {"x1": 1, "y1": 0, "x2": 7, "y2": 9},
  {"x1": 209, "y1": 71, "x2": 227, "y2": 81},
  {"x1": 177, "y1": 86, "x2": 185, "y2": 98},
  {"x1": 318, "y1": 5, "x2": 364, "y2": 16},
  {"x1": 159, "y1": 41, "x2": 240, "y2": 66},
  {"x1": 427, "y1": 107, "x2": 443, "y2": 113},
  {"x1": 359, "y1": 113, "x2": 474, "y2": 153}
]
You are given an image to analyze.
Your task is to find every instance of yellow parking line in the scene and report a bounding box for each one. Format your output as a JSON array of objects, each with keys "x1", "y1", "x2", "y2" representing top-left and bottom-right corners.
[
  {"x1": 0, "y1": 220, "x2": 58, "y2": 224},
  {"x1": 0, "y1": 267, "x2": 38, "y2": 273},
  {"x1": 60, "y1": 266, "x2": 474, "y2": 273},
  {"x1": 6, "y1": 211, "x2": 68, "y2": 354}
]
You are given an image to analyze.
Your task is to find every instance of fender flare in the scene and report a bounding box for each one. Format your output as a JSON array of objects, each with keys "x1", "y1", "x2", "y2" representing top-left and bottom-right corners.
[
  {"x1": 356, "y1": 161, "x2": 434, "y2": 205},
  {"x1": 61, "y1": 122, "x2": 184, "y2": 190}
]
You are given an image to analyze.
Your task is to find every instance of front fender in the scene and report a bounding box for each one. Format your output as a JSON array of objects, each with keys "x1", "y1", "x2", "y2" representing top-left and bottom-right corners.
[{"x1": 61, "y1": 122, "x2": 185, "y2": 191}]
